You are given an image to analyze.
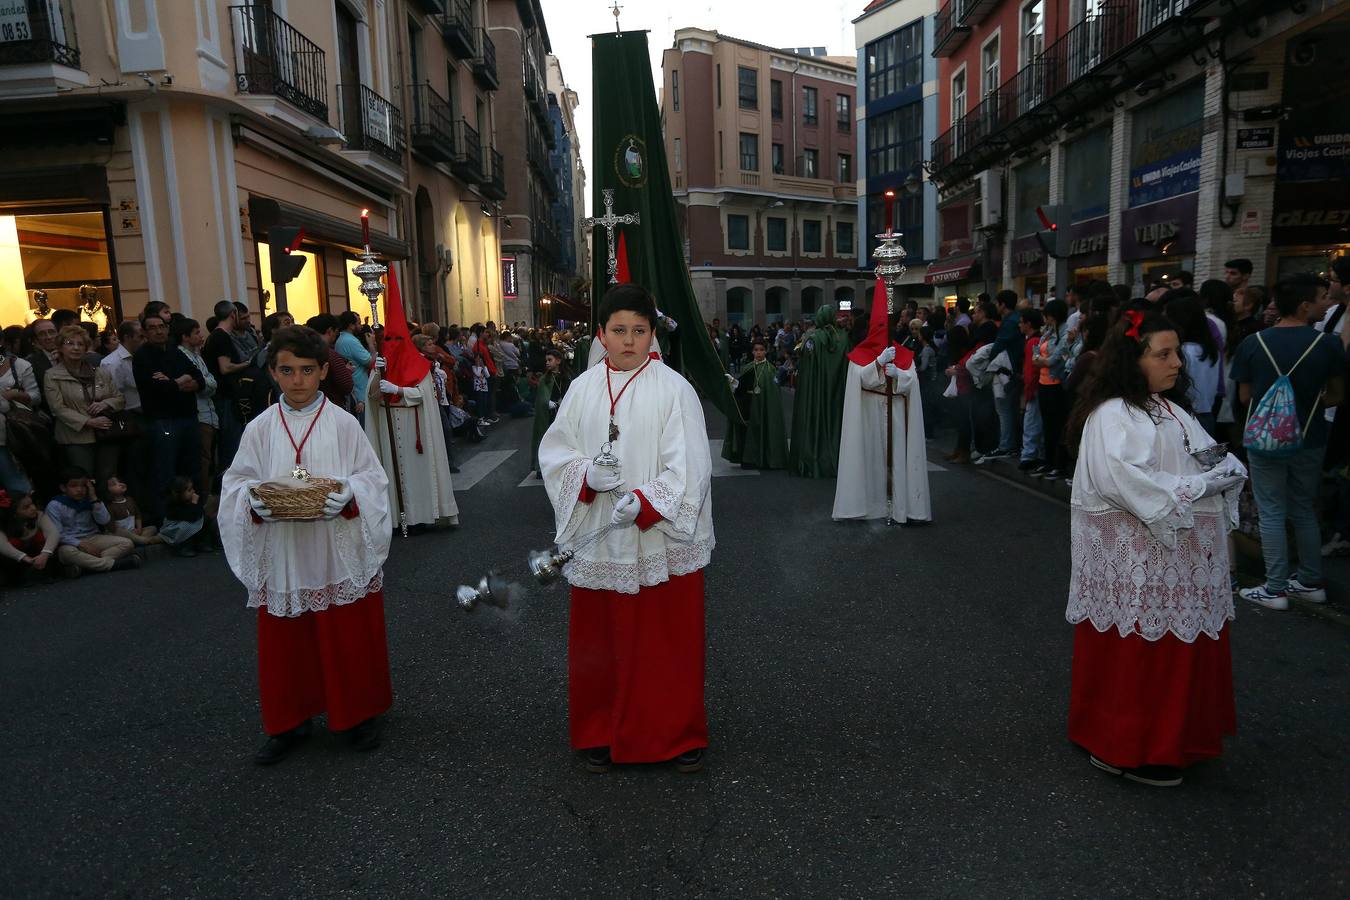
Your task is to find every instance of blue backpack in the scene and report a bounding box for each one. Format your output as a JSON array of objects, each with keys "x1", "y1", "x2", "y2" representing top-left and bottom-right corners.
[{"x1": 1242, "y1": 332, "x2": 1323, "y2": 458}]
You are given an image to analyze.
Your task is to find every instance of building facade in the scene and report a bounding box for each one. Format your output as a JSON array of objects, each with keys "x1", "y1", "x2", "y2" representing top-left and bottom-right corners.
[
  {"x1": 661, "y1": 28, "x2": 869, "y2": 327},
  {"x1": 927, "y1": 0, "x2": 1349, "y2": 307},
  {"x1": 546, "y1": 53, "x2": 587, "y2": 325},
  {"x1": 854, "y1": 0, "x2": 942, "y2": 300}
]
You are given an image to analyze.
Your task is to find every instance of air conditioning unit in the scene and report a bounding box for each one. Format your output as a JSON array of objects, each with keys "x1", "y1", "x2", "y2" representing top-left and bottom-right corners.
[{"x1": 977, "y1": 169, "x2": 1004, "y2": 229}]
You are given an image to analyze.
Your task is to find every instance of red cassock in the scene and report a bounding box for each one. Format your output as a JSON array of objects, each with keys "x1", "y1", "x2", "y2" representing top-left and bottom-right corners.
[
  {"x1": 1068, "y1": 623, "x2": 1236, "y2": 769},
  {"x1": 256, "y1": 591, "x2": 394, "y2": 736},
  {"x1": 568, "y1": 484, "x2": 709, "y2": 762}
]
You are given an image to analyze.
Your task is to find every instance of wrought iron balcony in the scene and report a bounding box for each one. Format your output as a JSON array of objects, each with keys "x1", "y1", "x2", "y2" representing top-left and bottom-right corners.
[
  {"x1": 451, "y1": 119, "x2": 482, "y2": 181},
  {"x1": 928, "y1": 0, "x2": 1258, "y2": 185},
  {"x1": 480, "y1": 147, "x2": 506, "y2": 201},
  {"x1": 408, "y1": 82, "x2": 455, "y2": 163},
  {"x1": 472, "y1": 28, "x2": 498, "y2": 90},
  {"x1": 0, "y1": 0, "x2": 80, "y2": 69},
  {"x1": 439, "y1": 0, "x2": 474, "y2": 59},
  {"x1": 932, "y1": 0, "x2": 998, "y2": 57},
  {"x1": 229, "y1": 4, "x2": 328, "y2": 121},
  {"x1": 338, "y1": 84, "x2": 405, "y2": 164}
]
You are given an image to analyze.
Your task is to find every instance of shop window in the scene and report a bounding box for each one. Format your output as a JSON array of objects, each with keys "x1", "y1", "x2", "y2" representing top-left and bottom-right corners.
[
  {"x1": 257, "y1": 240, "x2": 326, "y2": 324},
  {"x1": 0, "y1": 210, "x2": 116, "y2": 328}
]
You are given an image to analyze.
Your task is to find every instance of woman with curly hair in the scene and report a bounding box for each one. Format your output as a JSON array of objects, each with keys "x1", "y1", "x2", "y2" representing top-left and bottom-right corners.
[{"x1": 1064, "y1": 309, "x2": 1247, "y2": 788}]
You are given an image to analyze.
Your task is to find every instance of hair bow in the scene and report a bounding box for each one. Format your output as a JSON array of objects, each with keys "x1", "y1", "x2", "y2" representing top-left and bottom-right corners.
[
  {"x1": 1123, "y1": 310, "x2": 1144, "y2": 341},
  {"x1": 0, "y1": 489, "x2": 11, "y2": 509}
]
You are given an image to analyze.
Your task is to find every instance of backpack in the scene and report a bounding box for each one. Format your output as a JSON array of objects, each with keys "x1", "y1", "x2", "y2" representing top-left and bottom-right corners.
[{"x1": 1242, "y1": 332, "x2": 1324, "y2": 458}]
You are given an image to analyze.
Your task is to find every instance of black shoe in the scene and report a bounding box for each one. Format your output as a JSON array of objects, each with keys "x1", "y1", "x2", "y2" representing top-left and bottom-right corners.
[
  {"x1": 347, "y1": 717, "x2": 380, "y2": 752},
  {"x1": 584, "y1": 747, "x2": 611, "y2": 773},
  {"x1": 110, "y1": 555, "x2": 142, "y2": 572},
  {"x1": 1089, "y1": 754, "x2": 1124, "y2": 777},
  {"x1": 1018, "y1": 458, "x2": 1043, "y2": 471},
  {"x1": 1123, "y1": 765, "x2": 1183, "y2": 787},
  {"x1": 674, "y1": 748, "x2": 705, "y2": 773},
  {"x1": 254, "y1": 720, "x2": 313, "y2": 765}
]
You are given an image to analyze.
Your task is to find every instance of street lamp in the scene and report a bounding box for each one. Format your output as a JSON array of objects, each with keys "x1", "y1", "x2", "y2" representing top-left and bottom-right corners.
[{"x1": 540, "y1": 296, "x2": 552, "y2": 328}]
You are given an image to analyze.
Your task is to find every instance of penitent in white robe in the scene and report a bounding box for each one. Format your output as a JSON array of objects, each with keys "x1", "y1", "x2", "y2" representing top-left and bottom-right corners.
[
  {"x1": 538, "y1": 358, "x2": 714, "y2": 593},
  {"x1": 220, "y1": 397, "x2": 392, "y2": 617},
  {"x1": 365, "y1": 371, "x2": 459, "y2": 528},
  {"x1": 832, "y1": 359, "x2": 931, "y2": 523}
]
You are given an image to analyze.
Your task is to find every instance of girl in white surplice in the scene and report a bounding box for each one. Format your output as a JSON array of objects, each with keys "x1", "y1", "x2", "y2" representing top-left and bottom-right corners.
[{"x1": 1064, "y1": 308, "x2": 1247, "y2": 788}]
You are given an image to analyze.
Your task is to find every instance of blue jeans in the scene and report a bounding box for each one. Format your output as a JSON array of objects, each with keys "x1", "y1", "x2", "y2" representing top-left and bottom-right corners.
[
  {"x1": 1248, "y1": 447, "x2": 1324, "y2": 592},
  {"x1": 996, "y1": 390, "x2": 1019, "y2": 453},
  {"x1": 149, "y1": 416, "x2": 201, "y2": 519},
  {"x1": 0, "y1": 445, "x2": 30, "y2": 493},
  {"x1": 1021, "y1": 396, "x2": 1043, "y2": 462}
]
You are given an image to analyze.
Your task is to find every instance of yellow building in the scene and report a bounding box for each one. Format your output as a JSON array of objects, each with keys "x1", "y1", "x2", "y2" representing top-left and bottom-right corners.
[{"x1": 0, "y1": 0, "x2": 509, "y2": 330}]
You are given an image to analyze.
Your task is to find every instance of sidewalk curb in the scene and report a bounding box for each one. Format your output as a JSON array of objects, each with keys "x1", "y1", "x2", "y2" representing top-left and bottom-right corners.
[{"x1": 939, "y1": 449, "x2": 1350, "y2": 629}]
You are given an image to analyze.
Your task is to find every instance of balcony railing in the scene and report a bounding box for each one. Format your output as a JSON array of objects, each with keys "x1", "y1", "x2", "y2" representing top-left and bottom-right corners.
[
  {"x1": 480, "y1": 147, "x2": 506, "y2": 200},
  {"x1": 472, "y1": 28, "x2": 498, "y2": 90},
  {"x1": 929, "y1": 0, "x2": 1232, "y2": 183},
  {"x1": 408, "y1": 82, "x2": 455, "y2": 162},
  {"x1": 230, "y1": 4, "x2": 328, "y2": 121},
  {"x1": 0, "y1": 0, "x2": 80, "y2": 69},
  {"x1": 933, "y1": 0, "x2": 999, "y2": 57},
  {"x1": 451, "y1": 119, "x2": 482, "y2": 181},
  {"x1": 338, "y1": 84, "x2": 404, "y2": 163},
  {"x1": 439, "y1": 0, "x2": 474, "y2": 59}
]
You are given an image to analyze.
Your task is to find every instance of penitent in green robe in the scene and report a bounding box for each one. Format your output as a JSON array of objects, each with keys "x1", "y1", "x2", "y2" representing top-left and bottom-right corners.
[
  {"x1": 790, "y1": 307, "x2": 849, "y2": 478},
  {"x1": 722, "y1": 359, "x2": 788, "y2": 469},
  {"x1": 531, "y1": 371, "x2": 568, "y2": 473}
]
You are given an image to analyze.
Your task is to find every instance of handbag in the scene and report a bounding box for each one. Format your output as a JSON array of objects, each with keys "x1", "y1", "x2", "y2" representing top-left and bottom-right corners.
[{"x1": 80, "y1": 378, "x2": 141, "y2": 443}]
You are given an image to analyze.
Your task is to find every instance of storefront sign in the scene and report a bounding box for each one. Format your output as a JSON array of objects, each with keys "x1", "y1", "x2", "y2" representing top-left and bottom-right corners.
[
  {"x1": 1277, "y1": 130, "x2": 1350, "y2": 182},
  {"x1": 1129, "y1": 149, "x2": 1201, "y2": 207},
  {"x1": 1237, "y1": 127, "x2": 1276, "y2": 151},
  {"x1": 924, "y1": 255, "x2": 979, "y2": 286},
  {"x1": 501, "y1": 256, "x2": 518, "y2": 299},
  {"x1": 0, "y1": 1, "x2": 31, "y2": 43},
  {"x1": 1271, "y1": 180, "x2": 1350, "y2": 246},
  {"x1": 1010, "y1": 235, "x2": 1045, "y2": 278},
  {"x1": 1120, "y1": 194, "x2": 1198, "y2": 262},
  {"x1": 1066, "y1": 216, "x2": 1109, "y2": 268},
  {"x1": 1129, "y1": 83, "x2": 1204, "y2": 207}
]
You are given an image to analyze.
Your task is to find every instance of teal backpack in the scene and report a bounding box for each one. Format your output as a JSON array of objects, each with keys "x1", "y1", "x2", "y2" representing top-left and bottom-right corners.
[{"x1": 1242, "y1": 332, "x2": 1323, "y2": 458}]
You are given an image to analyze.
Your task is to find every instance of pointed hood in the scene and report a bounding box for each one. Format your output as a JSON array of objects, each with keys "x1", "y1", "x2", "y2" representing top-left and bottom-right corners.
[
  {"x1": 381, "y1": 267, "x2": 431, "y2": 388},
  {"x1": 847, "y1": 277, "x2": 913, "y2": 369}
]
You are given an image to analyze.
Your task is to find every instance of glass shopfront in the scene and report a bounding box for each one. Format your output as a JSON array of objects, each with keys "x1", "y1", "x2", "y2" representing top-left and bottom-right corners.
[
  {"x1": 0, "y1": 209, "x2": 117, "y2": 329},
  {"x1": 256, "y1": 241, "x2": 325, "y2": 324}
]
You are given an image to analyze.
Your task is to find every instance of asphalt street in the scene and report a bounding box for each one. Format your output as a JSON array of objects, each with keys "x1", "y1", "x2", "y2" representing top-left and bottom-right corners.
[{"x1": 2, "y1": 402, "x2": 1347, "y2": 898}]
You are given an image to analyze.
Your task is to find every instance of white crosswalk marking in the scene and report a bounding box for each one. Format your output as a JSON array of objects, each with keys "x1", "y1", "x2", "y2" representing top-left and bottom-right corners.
[
  {"x1": 928, "y1": 461, "x2": 946, "y2": 472},
  {"x1": 452, "y1": 450, "x2": 516, "y2": 491}
]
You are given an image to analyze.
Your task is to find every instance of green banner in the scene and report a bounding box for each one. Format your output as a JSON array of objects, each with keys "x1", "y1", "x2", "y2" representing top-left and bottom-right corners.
[{"x1": 589, "y1": 29, "x2": 740, "y2": 423}]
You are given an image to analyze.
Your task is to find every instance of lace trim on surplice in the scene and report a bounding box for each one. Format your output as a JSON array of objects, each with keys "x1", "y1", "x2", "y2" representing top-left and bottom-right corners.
[{"x1": 564, "y1": 536, "x2": 714, "y2": 595}]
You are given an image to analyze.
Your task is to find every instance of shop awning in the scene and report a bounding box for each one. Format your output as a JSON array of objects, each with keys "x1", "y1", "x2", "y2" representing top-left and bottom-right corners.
[
  {"x1": 248, "y1": 197, "x2": 409, "y2": 260},
  {"x1": 924, "y1": 255, "x2": 980, "y2": 285}
]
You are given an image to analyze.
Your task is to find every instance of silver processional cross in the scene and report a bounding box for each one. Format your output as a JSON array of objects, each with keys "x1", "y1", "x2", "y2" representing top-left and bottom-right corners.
[{"x1": 583, "y1": 188, "x2": 640, "y2": 285}]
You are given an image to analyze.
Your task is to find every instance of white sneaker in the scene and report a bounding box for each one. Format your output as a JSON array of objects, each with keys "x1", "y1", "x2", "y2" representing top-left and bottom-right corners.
[
  {"x1": 1321, "y1": 533, "x2": 1350, "y2": 557},
  {"x1": 1239, "y1": 586, "x2": 1289, "y2": 610},
  {"x1": 1286, "y1": 578, "x2": 1328, "y2": 604}
]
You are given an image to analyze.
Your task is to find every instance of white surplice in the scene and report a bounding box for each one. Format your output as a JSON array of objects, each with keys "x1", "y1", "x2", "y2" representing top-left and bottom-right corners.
[
  {"x1": 538, "y1": 358, "x2": 714, "y2": 594},
  {"x1": 365, "y1": 371, "x2": 459, "y2": 527},
  {"x1": 832, "y1": 360, "x2": 931, "y2": 522},
  {"x1": 1068, "y1": 397, "x2": 1241, "y2": 642},
  {"x1": 220, "y1": 397, "x2": 391, "y2": 617}
]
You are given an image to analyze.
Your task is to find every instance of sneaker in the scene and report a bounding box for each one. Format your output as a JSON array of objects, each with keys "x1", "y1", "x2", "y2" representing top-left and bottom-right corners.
[
  {"x1": 974, "y1": 453, "x2": 995, "y2": 466},
  {"x1": 1031, "y1": 464, "x2": 1052, "y2": 477},
  {"x1": 584, "y1": 747, "x2": 611, "y2": 773},
  {"x1": 674, "y1": 748, "x2": 705, "y2": 773},
  {"x1": 1239, "y1": 585, "x2": 1289, "y2": 610},
  {"x1": 110, "y1": 555, "x2": 142, "y2": 572},
  {"x1": 1041, "y1": 469, "x2": 1061, "y2": 482},
  {"x1": 1063, "y1": 478, "x2": 1073, "y2": 489},
  {"x1": 1122, "y1": 765, "x2": 1183, "y2": 788},
  {"x1": 1018, "y1": 458, "x2": 1043, "y2": 472},
  {"x1": 1089, "y1": 754, "x2": 1123, "y2": 777},
  {"x1": 1286, "y1": 578, "x2": 1327, "y2": 604},
  {"x1": 1321, "y1": 533, "x2": 1350, "y2": 557}
]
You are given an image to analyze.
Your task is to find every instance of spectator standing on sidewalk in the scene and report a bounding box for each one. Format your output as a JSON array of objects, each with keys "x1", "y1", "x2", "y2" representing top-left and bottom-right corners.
[
  {"x1": 1032, "y1": 300, "x2": 1073, "y2": 481},
  {"x1": 1232, "y1": 273, "x2": 1344, "y2": 610},
  {"x1": 1167, "y1": 296, "x2": 1222, "y2": 439},
  {"x1": 1018, "y1": 309, "x2": 1045, "y2": 471},
  {"x1": 133, "y1": 313, "x2": 204, "y2": 521},
  {"x1": 335, "y1": 311, "x2": 372, "y2": 426},
  {"x1": 205, "y1": 301, "x2": 250, "y2": 472},
  {"x1": 45, "y1": 326, "x2": 125, "y2": 493}
]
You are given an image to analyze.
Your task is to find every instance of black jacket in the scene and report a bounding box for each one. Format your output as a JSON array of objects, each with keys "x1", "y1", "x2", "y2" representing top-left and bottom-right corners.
[{"x1": 133, "y1": 343, "x2": 204, "y2": 420}]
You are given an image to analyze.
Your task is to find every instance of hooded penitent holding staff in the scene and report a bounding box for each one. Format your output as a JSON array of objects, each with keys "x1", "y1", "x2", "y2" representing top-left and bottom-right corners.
[
  {"x1": 364, "y1": 269, "x2": 458, "y2": 530},
  {"x1": 832, "y1": 279, "x2": 931, "y2": 524}
]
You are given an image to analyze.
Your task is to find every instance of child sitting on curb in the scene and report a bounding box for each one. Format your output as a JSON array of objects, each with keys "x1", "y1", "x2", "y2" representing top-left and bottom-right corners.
[
  {"x1": 0, "y1": 489, "x2": 61, "y2": 586},
  {"x1": 105, "y1": 475, "x2": 162, "y2": 547},
  {"x1": 45, "y1": 467, "x2": 139, "y2": 576}
]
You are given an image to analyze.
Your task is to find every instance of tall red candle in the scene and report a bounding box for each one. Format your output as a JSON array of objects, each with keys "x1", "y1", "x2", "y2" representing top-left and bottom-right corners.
[
  {"x1": 884, "y1": 190, "x2": 895, "y2": 232},
  {"x1": 361, "y1": 208, "x2": 370, "y2": 246}
]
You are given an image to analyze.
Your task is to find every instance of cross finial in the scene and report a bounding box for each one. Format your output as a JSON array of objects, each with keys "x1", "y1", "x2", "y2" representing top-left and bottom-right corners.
[{"x1": 611, "y1": 1, "x2": 622, "y2": 33}]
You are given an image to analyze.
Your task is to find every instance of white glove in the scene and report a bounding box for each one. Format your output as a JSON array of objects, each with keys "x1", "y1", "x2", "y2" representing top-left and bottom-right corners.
[
  {"x1": 1200, "y1": 469, "x2": 1245, "y2": 499},
  {"x1": 610, "y1": 492, "x2": 641, "y2": 528},
  {"x1": 248, "y1": 492, "x2": 275, "y2": 521},
  {"x1": 585, "y1": 460, "x2": 623, "y2": 493},
  {"x1": 322, "y1": 481, "x2": 354, "y2": 519},
  {"x1": 375, "y1": 356, "x2": 387, "y2": 370},
  {"x1": 379, "y1": 379, "x2": 400, "y2": 396},
  {"x1": 1210, "y1": 452, "x2": 1247, "y2": 480},
  {"x1": 548, "y1": 400, "x2": 558, "y2": 411},
  {"x1": 657, "y1": 310, "x2": 677, "y2": 331},
  {"x1": 884, "y1": 363, "x2": 901, "y2": 379},
  {"x1": 877, "y1": 346, "x2": 896, "y2": 366}
]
